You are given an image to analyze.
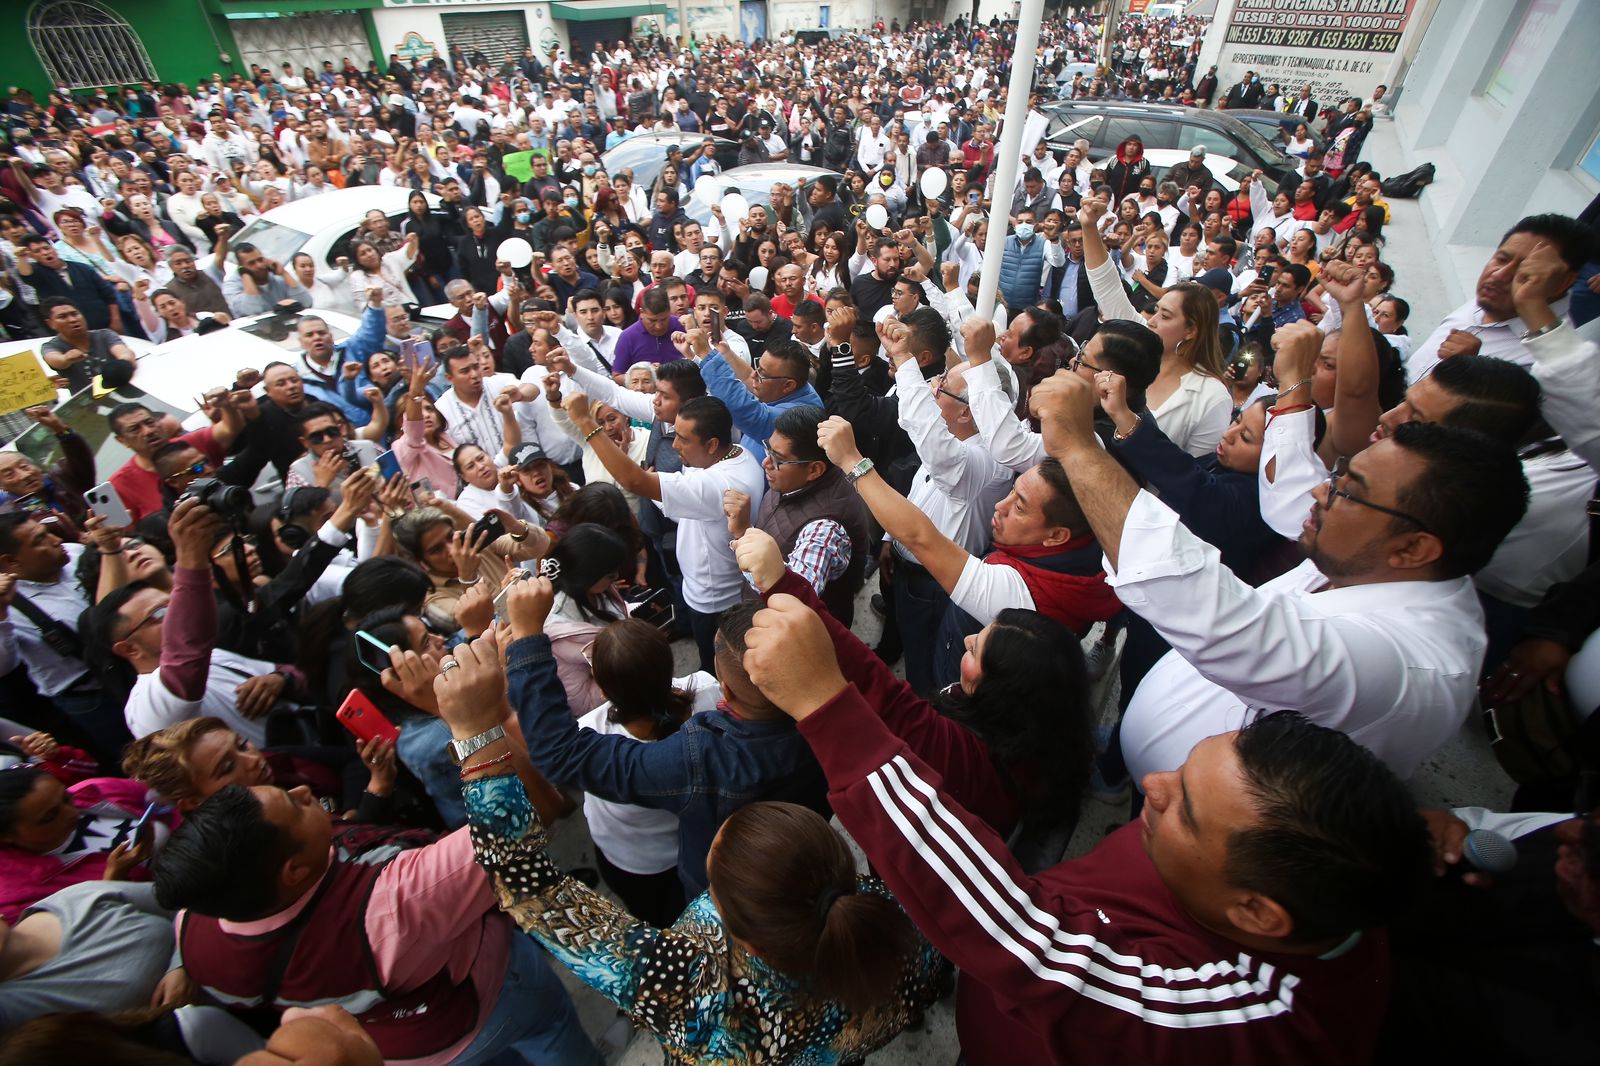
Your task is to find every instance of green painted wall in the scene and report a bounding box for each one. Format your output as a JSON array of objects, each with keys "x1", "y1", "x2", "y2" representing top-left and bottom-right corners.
[{"x1": 13, "y1": 0, "x2": 247, "y2": 100}]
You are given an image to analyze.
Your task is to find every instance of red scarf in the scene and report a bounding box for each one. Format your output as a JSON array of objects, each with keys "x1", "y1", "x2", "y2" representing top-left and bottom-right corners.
[{"x1": 984, "y1": 535, "x2": 1122, "y2": 636}]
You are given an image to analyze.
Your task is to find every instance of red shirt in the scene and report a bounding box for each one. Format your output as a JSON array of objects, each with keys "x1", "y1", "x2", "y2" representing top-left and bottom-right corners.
[
  {"x1": 770, "y1": 293, "x2": 821, "y2": 320},
  {"x1": 109, "y1": 426, "x2": 224, "y2": 524}
]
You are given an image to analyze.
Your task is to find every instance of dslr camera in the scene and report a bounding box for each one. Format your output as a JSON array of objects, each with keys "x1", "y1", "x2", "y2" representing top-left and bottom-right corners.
[{"x1": 179, "y1": 478, "x2": 253, "y2": 523}]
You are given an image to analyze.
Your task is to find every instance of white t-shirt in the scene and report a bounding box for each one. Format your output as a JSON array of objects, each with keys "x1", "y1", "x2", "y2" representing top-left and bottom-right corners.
[
  {"x1": 575, "y1": 672, "x2": 719, "y2": 874},
  {"x1": 124, "y1": 651, "x2": 276, "y2": 747},
  {"x1": 657, "y1": 449, "x2": 766, "y2": 612}
]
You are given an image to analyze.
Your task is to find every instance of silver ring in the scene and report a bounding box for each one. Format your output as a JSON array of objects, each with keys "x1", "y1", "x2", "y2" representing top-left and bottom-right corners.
[
  {"x1": 440, "y1": 659, "x2": 460, "y2": 673},
  {"x1": 1507, "y1": 671, "x2": 1521, "y2": 679}
]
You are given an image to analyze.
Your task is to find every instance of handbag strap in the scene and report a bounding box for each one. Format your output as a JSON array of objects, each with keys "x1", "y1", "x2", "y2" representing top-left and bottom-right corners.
[{"x1": 9, "y1": 591, "x2": 85, "y2": 659}]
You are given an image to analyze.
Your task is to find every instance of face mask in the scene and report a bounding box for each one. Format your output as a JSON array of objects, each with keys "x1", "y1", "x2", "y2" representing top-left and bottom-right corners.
[
  {"x1": 515, "y1": 211, "x2": 531, "y2": 223},
  {"x1": 564, "y1": 197, "x2": 579, "y2": 209},
  {"x1": 880, "y1": 174, "x2": 894, "y2": 187},
  {"x1": 1014, "y1": 223, "x2": 1035, "y2": 242},
  {"x1": 583, "y1": 164, "x2": 597, "y2": 175}
]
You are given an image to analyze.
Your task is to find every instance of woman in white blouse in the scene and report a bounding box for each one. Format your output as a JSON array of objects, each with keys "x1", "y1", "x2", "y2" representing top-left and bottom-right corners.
[
  {"x1": 1286, "y1": 123, "x2": 1316, "y2": 159},
  {"x1": 292, "y1": 251, "x2": 356, "y2": 315},
  {"x1": 1080, "y1": 198, "x2": 1233, "y2": 457},
  {"x1": 346, "y1": 234, "x2": 420, "y2": 307}
]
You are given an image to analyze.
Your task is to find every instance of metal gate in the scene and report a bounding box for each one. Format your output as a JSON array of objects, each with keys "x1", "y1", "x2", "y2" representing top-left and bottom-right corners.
[
  {"x1": 28, "y1": 0, "x2": 157, "y2": 90},
  {"x1": 440, "y1": 11, "x2": 530, "y2": 67},
  {"x1": 227, "y1": 13, "x2": 371, "y2": 83}
]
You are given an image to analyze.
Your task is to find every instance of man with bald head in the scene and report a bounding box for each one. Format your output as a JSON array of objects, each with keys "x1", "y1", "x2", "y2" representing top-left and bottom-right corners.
[{"x1": 769, "y1": 263, "x2": 821, "y2": 320}]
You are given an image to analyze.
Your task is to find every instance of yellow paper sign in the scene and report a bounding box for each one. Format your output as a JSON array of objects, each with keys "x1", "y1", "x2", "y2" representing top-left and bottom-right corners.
[{"x1": 0, "y1": 352, "x2": 58, "y2": 416}]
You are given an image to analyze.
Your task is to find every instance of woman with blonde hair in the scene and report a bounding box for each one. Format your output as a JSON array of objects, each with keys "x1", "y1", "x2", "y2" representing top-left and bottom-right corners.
[{"x1": 1081, "y1": 197, "x2": 1232, "y2": 456}]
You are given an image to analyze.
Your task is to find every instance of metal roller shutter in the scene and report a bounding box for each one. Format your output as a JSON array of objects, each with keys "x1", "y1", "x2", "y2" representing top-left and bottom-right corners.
[
  {"x1": 440, "y1": 11, "x2": 530, "y2": 65},
  {"x1": 228, "y1": 13, "x2": 371, "y2": 82}
]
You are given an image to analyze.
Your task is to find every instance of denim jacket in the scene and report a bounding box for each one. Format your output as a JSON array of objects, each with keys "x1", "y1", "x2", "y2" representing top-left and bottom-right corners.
[{"x1": 506, "y1": 634, "x2": 829, "y2": 894}]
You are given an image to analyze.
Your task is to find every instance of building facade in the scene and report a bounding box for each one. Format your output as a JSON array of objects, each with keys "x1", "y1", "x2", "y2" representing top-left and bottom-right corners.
[
  {"x1": 11, "y1": 0, "x2": 954, "y2": 102},
  {"x1": 1380, "y1": 0, "x2": 1600, "y2": 302}
]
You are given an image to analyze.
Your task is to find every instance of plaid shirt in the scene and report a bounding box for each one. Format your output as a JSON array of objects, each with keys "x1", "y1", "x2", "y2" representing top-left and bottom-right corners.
[{"x1": 786, "y1": 518, "x2": 853, "y2": 595}]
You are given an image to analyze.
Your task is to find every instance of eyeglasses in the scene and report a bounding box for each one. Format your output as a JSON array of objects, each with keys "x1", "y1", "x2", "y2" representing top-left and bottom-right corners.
[
  {"x1": 1069, "y1": 349, "x2": 1107, "y2": 374},
  {"x1": 751, "y1": 365, "x2": 799, "y2": 386},
  {"x1": 305, "y1": 427, "x2": 345, "y2": 444},
  {"x1": 761, "y1": 443, "x2": 813, "y2": 467},
  {"x1": 933, "y1": 372, "x2": 968, "y2": 405},
  {"x1": 211, "y1": 534, "x2": 257, "y2": 561},
  {"x1": 1321, "y1": 457, "x2": 1432, "y2": 534},
  {"x1": 124, "y1": 603, "x2": 167, "y2": 640}
]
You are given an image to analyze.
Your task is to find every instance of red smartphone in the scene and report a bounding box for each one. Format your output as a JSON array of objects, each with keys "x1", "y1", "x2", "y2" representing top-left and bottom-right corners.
[{"x1": 336, "y1": 689, "x2": 400, "y2": 745}]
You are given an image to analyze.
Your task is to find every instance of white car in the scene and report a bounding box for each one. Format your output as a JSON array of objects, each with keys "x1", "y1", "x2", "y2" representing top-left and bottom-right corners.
[
  {"x1": 199, "y1": 186, "x2": 440, "y2": 275},
  {"x1": 1, "y1": 308, "x2": 365, "y2": 479}
]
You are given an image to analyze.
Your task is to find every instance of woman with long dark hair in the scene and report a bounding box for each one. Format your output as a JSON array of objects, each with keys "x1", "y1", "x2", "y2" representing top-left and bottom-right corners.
[
  {"x1": 736, "y1": 528, "x2": 1094, "y2": 856},
  {"x1": 537, "y1": 522, "x2": 630, "y2": 715},
  {"x1": 400, "y1": 189, "x2": 453, "y2": 305}
]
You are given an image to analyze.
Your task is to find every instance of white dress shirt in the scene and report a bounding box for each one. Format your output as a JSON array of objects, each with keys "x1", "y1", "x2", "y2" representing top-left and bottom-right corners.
[
  {"x1": 856, "y1": 128, "x2": 892, "y2": 171},
  {"x1": 1149, "y1": 370, "x2": 1233, "y2": 457},
  {"x1": 1112, "y1": 490, "x2": 1487, "y2": 783},
  {"x1": 894, "y1": 359, "x2": 1013, "y2": 559},
  {"x1": 1473, "y1": 443, "x2": 1593, "y2": 609},
  {"x1": 658, "y1": 449, "x2": 767, "y2": 613},
  {"x1": 965, "y1": 357, "x2": 1045, "y2": 474},
  {"x1": 513, "y1": 367, "x2": 582, "y2": 466},
  {"x1": 555, "y1": 324, "x2": 622, "y2": 378},
  {"x1": 1523, "y1": 324, "x2": 1600, "y2": 474},
  {"x1": 1404, "y1": 296, "x2": 1569, "y2": 384}
]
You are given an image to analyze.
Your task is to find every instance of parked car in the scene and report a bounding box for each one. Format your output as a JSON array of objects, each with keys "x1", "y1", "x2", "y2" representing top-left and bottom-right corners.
[
  {"x1": 198, "y1": 186, "x2": 439, "y2": 275},
  {"x1": 1042, "y1": 101, "x2": 1295, "y2": 183},
  {"x1": 600, "y1": 131, "x2": 741, "y2": 196},
  {"x1": 1115, "y1": 149, "x2": 1279, "y2": 198},
  {"x1": 678, "y1": 163, "x2": 836, "y2": 232},
  {"x1": 1226, "y1": 109, "x2": 1328, "y2": 156}
]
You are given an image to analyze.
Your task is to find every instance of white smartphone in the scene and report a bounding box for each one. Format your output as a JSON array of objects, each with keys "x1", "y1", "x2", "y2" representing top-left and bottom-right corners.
[{"x1": 84, "y1": 482, "x2": 133, "y2": 528}]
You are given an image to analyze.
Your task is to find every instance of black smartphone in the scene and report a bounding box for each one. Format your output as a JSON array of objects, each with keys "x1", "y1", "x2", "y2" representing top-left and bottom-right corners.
[
  {"x1": 1258, "y1": 264, "x2": 1276, "y2": 284},
  {"x1": 709, "y1": 306, "x2": 724, "y2": 344},
  {"x1": 471, "y1": 511, "x2": 506, "y2": 544}
]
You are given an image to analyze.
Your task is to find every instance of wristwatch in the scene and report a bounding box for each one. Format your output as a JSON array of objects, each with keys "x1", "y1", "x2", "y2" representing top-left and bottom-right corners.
[
  {"x1": 844, "y1": 457, "x2": 875, "y2": 484},
  {"x1": 832, "y1": 341, "x2": 853, "y2": 359},
  {"x1": 448, "y1": 724, "x2": 506, "y2": 765},
  {"x1": 1521, "y1": 320, "x2": 1563, "y2": 342}
]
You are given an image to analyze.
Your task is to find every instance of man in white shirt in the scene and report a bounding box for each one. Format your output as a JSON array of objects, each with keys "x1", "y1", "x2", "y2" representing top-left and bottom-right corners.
[
  {"x1": 855, "y1": 113, "x2": 892, "y2": 173},
  {"x1": 562, "y1": 392, "x2": 765, "y2": 673},
  {"x1": 1029, "y1": 324, "x2": 1530, "y2": 785},
  {"x1": 1406, "y1": 216, "x2": 1585, "y2": 383},
  {"x1": 526, "y1": 298, "x2": 619, "y2": 379},
  {"x1": 881, "y1": 312, "x2": 1014, "y2": 695},
  {"x1": 196, "y1": 114, "x2": 258, "y2": 177}
]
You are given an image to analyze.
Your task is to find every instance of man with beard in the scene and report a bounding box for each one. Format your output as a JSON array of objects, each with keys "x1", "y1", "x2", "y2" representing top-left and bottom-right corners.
[
  {"x1": 1029, "y1": 323, "x2": 1530, "y2": 787},
  {"x1": 848, "y1": 235, "x2": 902, "y2": 321},
  {"x1": 221, "y1": 242, "x2": 311, "y2": 317}
]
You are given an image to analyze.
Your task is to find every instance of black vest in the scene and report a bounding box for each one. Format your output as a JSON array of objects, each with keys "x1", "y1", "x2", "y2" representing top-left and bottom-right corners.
[{"x1": 754, "y1": 467, "x2": 872, "y2": 623}]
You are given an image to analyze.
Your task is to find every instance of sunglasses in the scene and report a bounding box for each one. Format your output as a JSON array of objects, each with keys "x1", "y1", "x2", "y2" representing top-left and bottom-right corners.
[{"x1": 305, "y1": 427, "x2": 345, "y2": 444}]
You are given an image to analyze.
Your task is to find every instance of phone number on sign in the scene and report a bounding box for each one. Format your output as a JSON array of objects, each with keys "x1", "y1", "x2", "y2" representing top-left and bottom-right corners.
[{"x1": 1225, "y1": 26, "x2": 1402, "y2": 51}]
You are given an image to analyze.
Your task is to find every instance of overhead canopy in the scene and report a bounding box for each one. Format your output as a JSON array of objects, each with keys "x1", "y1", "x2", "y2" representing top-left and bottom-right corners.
[{"x1": 549, "y1": 2, "x2": 667, "y2": 21}]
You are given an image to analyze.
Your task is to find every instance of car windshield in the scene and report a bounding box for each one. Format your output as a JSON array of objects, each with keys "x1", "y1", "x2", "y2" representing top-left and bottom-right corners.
[
  {"x1": 682, "y1": 174, "x2": 820, "y2": 229},
  {"x1": 6, "y1": 384, "x2": 189, "y2": 474},
  {"x1": 1228, "y1": 118, "x2": 1286, "y2": 161},
  {"x1": 602, "y1": 137, "x2": 697, "y2": 194},
  {"x1": 227, "y1": 218, "x2": 312, "y2": 264},
  {"x1": 238, "y1": 311, "x2": 351, "y2": 352}
]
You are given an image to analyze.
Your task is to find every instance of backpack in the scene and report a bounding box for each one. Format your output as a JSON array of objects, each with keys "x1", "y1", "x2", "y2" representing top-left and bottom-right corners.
[{"x1": 1381, "y1": 162, "x2": 1436, "y2": 199}]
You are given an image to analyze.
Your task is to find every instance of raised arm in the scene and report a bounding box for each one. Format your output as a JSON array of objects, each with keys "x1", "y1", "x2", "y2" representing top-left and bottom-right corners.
[
  {"x1": 561, "y1": 390, "x2": 660, "y2": 501},
  {"x1": 816, "y1": 416, "x2": 970, "y2": 593},
  {"x1": 1319, "y1": 264, "x2": 1383, "y2": 459},
  {"x1": 1076, "y1": 198, "x2": 1140, "y2": 322}
]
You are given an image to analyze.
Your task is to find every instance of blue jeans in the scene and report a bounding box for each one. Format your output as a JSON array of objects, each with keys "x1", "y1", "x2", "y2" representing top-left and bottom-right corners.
[
  {"x1": 892, "y1": 560, "x2": 951, "y2": 697},
  {"x1": 453, "y1": 933, "x2": 602, "y2": 1066}
]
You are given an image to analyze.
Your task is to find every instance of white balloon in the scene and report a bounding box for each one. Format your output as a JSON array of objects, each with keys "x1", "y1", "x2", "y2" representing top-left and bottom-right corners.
[
  {"x1": 692, "y1": 176, "x2": 723, "y2": 207},
  {"x1": 918, "y1": 167, "x2": 948, "y2": 198},
  {"x1": 498, "y1": 237, "x2": 533, "y2": 269},
  {"x1": 864, "y1": 204, "x2": 889, "y2": 230},
  {"x1": 721, "y1": 192, "x2": 750, "y2": 223}
]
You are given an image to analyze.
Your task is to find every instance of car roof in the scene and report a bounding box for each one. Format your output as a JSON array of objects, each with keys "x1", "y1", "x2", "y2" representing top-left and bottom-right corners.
[
  {"x1": 718, "y1": 163, "x2": 835, "y2": 182},
  {"x1": 1042, "y1": 99, "x2": 1253, "y2": 131},
  {"x1": 246, "y1": 186, "x2": 430, "y2": 234}
]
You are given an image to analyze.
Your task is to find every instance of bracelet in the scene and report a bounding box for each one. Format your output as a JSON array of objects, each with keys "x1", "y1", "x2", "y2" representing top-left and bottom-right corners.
[
  {"x1": 1267, "y1": 403, "x2": 1314, "y2": 417},
  {"x1": 456, "y1": 574, "x2": 481, "y2": 586},
  {"x1": 458, "y1": 750, "x2": 515, "y2": 779},
  {"x1": 507, "y1": 521, "x2": 529, "y2": 542},
  {"x1": 1113, "y1": 415, "x2": 1142, "y2": 442},
  {"x1": 583, "y1": 425, "x2": 604, "y2": 443},
  {"x1": 1278, "y1": 376, "x2": 1313, "y2": 396},
  {"x1": 1521, "y1": 320, "x2": 1562, "y2": 342}
]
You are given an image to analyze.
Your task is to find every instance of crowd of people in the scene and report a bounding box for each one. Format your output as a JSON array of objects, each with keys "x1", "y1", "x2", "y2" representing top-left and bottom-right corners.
[{"x1": 1, "y1": 8, "x2": 1599, "y2": 1065}]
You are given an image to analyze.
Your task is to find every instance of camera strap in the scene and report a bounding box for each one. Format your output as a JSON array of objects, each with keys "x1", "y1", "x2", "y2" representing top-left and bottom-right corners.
[{"x1": 10, "y1": 592, "x2": 86, "y2": 660}]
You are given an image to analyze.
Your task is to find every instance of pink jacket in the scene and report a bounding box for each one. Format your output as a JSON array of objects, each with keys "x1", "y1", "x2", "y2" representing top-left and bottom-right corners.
[
  {"x1": 0, "y1": 777, "x2": 162, "y2": 923},
  {"x1": 394, "y1": 418, "x2": 459, "y2": 500}
]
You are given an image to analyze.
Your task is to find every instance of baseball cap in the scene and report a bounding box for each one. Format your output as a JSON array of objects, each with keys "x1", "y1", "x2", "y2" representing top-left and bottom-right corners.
[
  {"x1": 1195, "y1": 268, "x2": 1233, "y2": 294},
  {"x1": 509, "y1": 443, "x2": 550, "y2": 468}
]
